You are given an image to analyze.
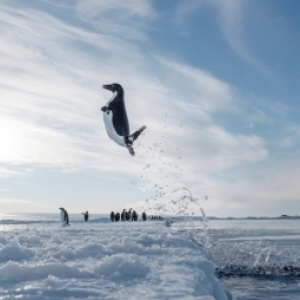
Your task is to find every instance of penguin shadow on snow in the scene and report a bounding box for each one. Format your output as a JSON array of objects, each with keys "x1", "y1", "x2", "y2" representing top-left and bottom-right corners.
[{"x1": 101, "y1": 83, "x2": 146, "y2": 156}]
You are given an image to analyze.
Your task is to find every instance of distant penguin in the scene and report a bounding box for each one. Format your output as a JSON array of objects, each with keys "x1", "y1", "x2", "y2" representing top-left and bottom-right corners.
[
  {"x1": 59, "y1": 207, "x2": 69, "y2": 226},
  {"x1": 121, "y1": 209, "x2": 127, "y2": 221},
  {"x1": 126, "y1": 208, "x2": 133, "y2": 221},
  {"x1": 82, "y1": 211, "x2": 89, "y2": 222},
  {"x1": 102, "y1": 83, "x2": 146, "y2": 156},
  {"x1": 110, "y1": 211, "x2": 115, "y2": 222},
  {"x1": 115, "y1": 212, "x2": 120, "y2": 222},
  {"x1": 132, "y1": 210, "x2": 138, "y2": 221}
]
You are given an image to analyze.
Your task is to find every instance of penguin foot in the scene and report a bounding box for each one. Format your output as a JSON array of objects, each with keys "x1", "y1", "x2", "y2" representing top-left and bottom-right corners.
[{"x1": 126, "y1": 144, "x2": 135, "y2": 156}]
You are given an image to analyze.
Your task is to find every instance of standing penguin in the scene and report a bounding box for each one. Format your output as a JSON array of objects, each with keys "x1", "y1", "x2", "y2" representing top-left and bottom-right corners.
[
  {"x1": 59, "y1": 207, "x2": 70, "y2": 226},
  {"x1": 114, "y1": 212, "x2": 120, "y2": 222},
  {"x1": 101, "y1": 83, "x2": 146, "y2": 156},
  {"x1": 82, "y1": 211, "x2": 89, "y2": 222},
  {"x1": 121, "y1": 209, "x2": 127, "y2": 221},
  {"x1": 132, "y1": 210, "x2": 138, "y2": 221},
  {"x1": 126, "y1": 208, "x2": 133, "y2": 221},
  {"x1": 110, "y1": 211, "x2": 115, "y2": 222},
  {"x1": 142, "y1": 212, "x2": 147, "y2": 221}
]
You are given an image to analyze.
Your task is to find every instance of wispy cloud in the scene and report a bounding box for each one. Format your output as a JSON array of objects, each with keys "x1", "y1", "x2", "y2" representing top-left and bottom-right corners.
[
  {"x1": 0, "y1": 198, "x2": 32, "y2": 204},
  {"x1": 174, "y1": 0, "x2": 275, "y2": 78},
  {"x1": 0, "y1": 1, "x2": 268, "y2": 178},
  {"x1": 0, "y1": 0, "x2": 276, "y2": 216},
  {"x1": 75, "y1": 0, "x2": 155, "y2": 20}
]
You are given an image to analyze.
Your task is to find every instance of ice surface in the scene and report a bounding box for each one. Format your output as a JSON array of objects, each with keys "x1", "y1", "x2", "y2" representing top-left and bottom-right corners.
[{"x1": 0, "y1": 216, "x2": 231, "y2": 300}]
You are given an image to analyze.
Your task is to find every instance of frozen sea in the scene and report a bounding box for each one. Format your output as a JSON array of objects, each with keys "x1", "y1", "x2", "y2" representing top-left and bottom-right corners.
[{"x1": 1, "y1": 214, "x2": 300, "y2": 299}]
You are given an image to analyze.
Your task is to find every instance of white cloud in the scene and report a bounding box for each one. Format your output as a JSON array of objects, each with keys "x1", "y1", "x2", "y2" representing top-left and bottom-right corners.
[
  {"x1": 74, "y1": 0, "x2": 156, "y2": 41},
  {"x1": 279, "y1": 137, "x2": 293, "y2": 148},
  {"x1": 277, "y1": 125, "x2": 300, "y2": 149},
  {"x1": 75, "y1": 0, "x2": 155, "y2": 19},
  {"x1": 0, "y1": 0, "x2": 273, "y2": 216},
  {"x1": 0, "y1": 1, "x2": 268, "y2": 178},
  {"x1": 156, "y1": 57, "x2": 234, "y2": 113},
  {"x1": 174, "y1": 0, "x2": 209, "y2": 24},
  {"x1": 0, "y1": 198, "x2": 32, "y2": 204}
]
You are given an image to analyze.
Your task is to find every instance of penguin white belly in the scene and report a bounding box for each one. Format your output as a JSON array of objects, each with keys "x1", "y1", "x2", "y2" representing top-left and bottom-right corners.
[
  {"x1": 103, "y1": 111, "x2": 126, "y2": 147},
  {"x1": 60, "y1": 210, "x2": 65, "y2": 224}
]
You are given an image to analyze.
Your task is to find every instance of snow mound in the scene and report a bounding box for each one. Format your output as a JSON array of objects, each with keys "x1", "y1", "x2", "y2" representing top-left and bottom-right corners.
[
  {"x1": 0, "y1": 239, "x2": 35, "y2": 263},
  {"x1": 95, "y1": 253, "x2": 150, "y2": 281},
  {"x1": 0, "y1": 261, "x2": 94, "y2": 282}
]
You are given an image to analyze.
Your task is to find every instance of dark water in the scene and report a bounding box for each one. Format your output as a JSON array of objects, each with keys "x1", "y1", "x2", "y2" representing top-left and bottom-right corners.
[
  {"x1": 222, "y1": 276, "x2": 300, "y2": 300},
  {"x1": 203, "y1": 219, "x2": 300, "y2": 299}
]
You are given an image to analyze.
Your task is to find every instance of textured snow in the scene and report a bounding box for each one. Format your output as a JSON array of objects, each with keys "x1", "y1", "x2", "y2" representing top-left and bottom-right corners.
[{"x1": 0, "y1": 219, "x2": 231, "y2": 300}]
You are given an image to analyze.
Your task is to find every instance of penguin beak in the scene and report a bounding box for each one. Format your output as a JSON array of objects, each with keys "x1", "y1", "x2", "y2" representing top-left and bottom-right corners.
[{"x1": 102, "y1": 85, "x2": 112, "y2": 91}]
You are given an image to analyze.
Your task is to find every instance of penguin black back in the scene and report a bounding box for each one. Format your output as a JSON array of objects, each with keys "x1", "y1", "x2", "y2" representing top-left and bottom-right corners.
[
  {"x1": 142, "y1": 212, "x2": 147, "y2": 221},
  {"x1": 102, "y1": 83, "x2": 130, "y2": 137},
  {"x1": 132, "y1": 210, "x2": 138, "y2": 221},
  {"x1": 110, "y1": 211, "x2": 115, "y2": 222},
  {"x1": 121, "y1": 209, "x2": 127, "y2": 221},
  {"x1": 82, "y1": 211, "x2": 89, "y2": 222},
  {"x1": 115, "y1": 212, "x2": 120, "y2": 222}
]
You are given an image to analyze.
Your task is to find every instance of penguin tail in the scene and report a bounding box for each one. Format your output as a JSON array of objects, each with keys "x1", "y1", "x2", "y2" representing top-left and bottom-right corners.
[
  {"x1": 125, "y1": 125, "x2": 146, "y2": 156},
  {"x1": 128, "y1": 125, "x2": 146, "y2": 143}
]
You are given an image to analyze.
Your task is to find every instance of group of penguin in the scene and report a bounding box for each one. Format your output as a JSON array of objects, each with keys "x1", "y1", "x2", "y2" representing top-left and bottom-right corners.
[
  {"x1": 110, "y1": 209, "x2": 140, "y2": 222},
  {"x1": 59, "y1": 207, "x2": 163, "y2": 226},
  {"x1": 110, "y1": 210, "x2": 163, "y2": 222},
  {"x1": 58, "y1": 84, "x2": 148, "y2": 226}
]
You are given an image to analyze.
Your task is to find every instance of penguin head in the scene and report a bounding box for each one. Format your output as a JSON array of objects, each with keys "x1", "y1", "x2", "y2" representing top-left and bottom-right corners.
[{"x1": 102, "y1": 83, "x2": 123, "y2": 93}]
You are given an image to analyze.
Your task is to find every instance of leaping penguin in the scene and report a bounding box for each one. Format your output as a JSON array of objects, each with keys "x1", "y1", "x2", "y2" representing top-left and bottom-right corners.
[
  {"x1": 59, "y1": 207, "x2": 70, "y2": 226},
  {"x1": 101, "y1": 83, "x2": 146, "y2": 156}
]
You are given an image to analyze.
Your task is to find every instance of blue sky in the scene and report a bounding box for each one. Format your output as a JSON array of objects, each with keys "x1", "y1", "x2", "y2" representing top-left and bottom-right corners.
[{"x1": 1, "y1": 0, "x2": 300, "y2": 217}]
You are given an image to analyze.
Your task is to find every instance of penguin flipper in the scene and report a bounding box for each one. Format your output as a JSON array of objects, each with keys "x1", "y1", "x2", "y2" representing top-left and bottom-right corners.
[{"x1": 128, "y1": 125, "x2": 146, "y2": 143}]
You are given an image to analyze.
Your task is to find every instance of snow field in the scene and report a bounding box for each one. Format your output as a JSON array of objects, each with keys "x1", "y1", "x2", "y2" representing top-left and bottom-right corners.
[{"x1": 0, "y1": 221, "x2": 231, "y2": 299}]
